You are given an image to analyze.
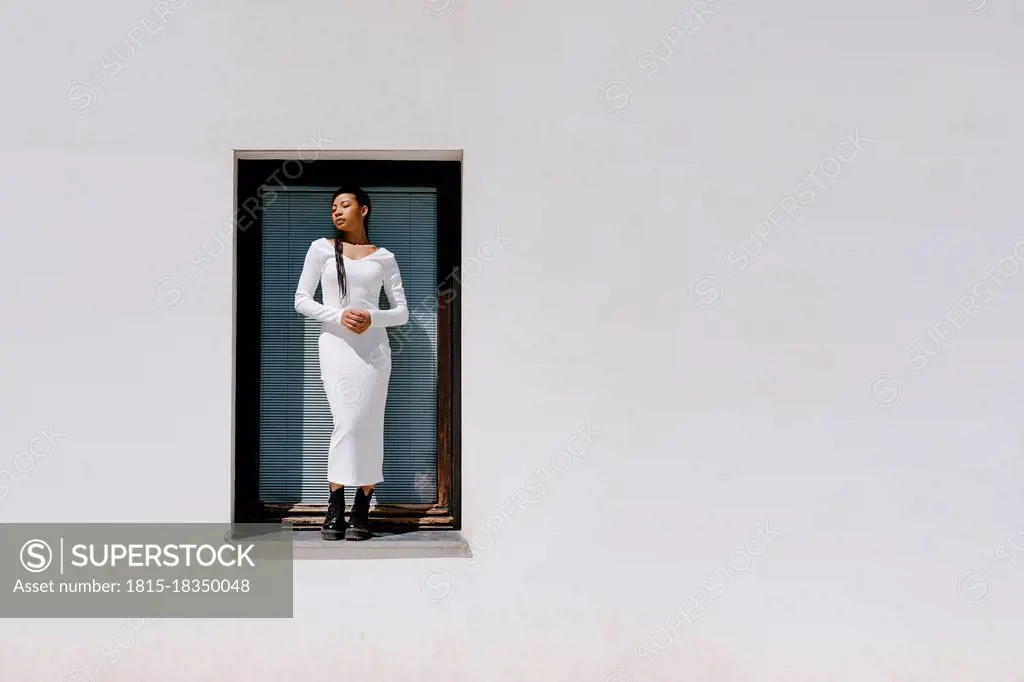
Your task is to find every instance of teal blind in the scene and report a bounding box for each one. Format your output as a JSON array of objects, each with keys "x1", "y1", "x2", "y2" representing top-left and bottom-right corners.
[{"x1": 259, "y1": 186, "x2": 438, "y2": 506}]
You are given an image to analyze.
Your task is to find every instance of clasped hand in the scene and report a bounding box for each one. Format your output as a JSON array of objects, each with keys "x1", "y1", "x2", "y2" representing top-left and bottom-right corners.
[{"x1": 341, "y1": 309, "x2": 371, "y2": 333}]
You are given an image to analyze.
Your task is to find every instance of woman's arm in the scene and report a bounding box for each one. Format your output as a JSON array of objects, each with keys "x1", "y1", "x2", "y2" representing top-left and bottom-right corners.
[
  {"x1": 294, "y1": 241, "x2": 345, "y2": 323},
  {"x1": 369, "y1": 254, "x2": 410, "y2": 328}
]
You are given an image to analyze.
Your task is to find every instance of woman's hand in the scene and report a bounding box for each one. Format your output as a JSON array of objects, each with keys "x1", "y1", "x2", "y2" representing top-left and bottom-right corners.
[{"x1": 341, "y1": 309, "x2": 371, "y2": 334}]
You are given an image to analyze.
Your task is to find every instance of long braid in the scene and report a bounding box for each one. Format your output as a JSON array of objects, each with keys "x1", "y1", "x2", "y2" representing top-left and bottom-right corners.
[
  {"x1": 329, "y1": 185, "x2": 371, "y2": 307},
  {"x1": 334, "y1": 236, "x2": 347, "y2": 304}
]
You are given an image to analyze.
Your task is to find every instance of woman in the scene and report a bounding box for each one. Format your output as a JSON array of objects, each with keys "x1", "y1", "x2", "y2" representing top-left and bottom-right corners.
[{"x1": 293, "y1": 186, "x2": 410, "y2": 541}]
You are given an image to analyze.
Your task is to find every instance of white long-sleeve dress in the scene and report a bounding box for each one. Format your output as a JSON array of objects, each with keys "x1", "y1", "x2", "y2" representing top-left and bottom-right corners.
[{"x1": 294, "y1": 237, "x2": 410, "y2": 487}]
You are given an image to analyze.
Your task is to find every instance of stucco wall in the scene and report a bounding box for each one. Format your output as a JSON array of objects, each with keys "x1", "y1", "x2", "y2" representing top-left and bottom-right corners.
[{"x1": 2, "y1": 0, "x2": 1024, "y2": 679}]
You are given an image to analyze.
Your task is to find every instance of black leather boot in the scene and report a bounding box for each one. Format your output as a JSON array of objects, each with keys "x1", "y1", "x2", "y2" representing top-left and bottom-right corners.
[
  {"x1": 344, "y1": 487, "x2": 374, "y2": 541},
  {"x1": 321, "y1": 485, "x2": 347, "y2": 541}
]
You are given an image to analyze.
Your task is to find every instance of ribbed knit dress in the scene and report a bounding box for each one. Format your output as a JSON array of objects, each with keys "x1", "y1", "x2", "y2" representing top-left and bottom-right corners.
[{"x1": 293, "y1": 237, "x2": 410, "y2": 486}]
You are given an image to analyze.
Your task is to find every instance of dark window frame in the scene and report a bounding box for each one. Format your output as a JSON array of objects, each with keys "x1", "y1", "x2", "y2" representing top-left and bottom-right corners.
[{"x1": 233, "y1": 157, "x2": 462, "y2": 532}]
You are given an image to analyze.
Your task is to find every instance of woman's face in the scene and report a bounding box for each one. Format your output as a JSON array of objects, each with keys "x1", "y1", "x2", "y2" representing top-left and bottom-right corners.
[{"x1": 331, "y1": 194, "x2": 365, "y2": 232}]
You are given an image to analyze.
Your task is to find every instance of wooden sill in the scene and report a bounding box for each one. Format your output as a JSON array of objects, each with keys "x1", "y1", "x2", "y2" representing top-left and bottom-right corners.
[{"x1": 243, "y1": 503, "x2": 456, "y2": 531}]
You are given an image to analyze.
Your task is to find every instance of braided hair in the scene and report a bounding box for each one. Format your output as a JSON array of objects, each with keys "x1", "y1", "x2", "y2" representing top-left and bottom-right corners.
[{"x1": 330, "y1": 186, "x2": 372, "y2": 305}]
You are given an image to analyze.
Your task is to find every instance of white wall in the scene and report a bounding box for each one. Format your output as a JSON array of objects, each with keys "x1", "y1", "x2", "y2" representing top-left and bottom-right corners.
[{"x1": 2, "y1": 0, "x2": 1024, "y2": 679}]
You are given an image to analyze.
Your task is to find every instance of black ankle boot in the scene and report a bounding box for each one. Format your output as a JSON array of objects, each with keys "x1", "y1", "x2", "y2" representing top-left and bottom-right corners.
[
  {"x1": 321, "y1": 486, "x2": 347, "y2": 541},
  {"x1": 344, "y1": 488, "x2": 374, "y2": 541}
]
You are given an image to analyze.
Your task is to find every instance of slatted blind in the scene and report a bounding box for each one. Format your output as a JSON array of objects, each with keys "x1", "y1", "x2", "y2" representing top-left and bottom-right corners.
[{"x1": 259, "y1": 186, "x2": 438, "y2": 507}]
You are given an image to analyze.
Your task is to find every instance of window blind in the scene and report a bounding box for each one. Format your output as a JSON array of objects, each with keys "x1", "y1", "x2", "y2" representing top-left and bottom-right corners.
[{"x1": 258, "y1": 186, "x2": 438, "y2": 507}]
